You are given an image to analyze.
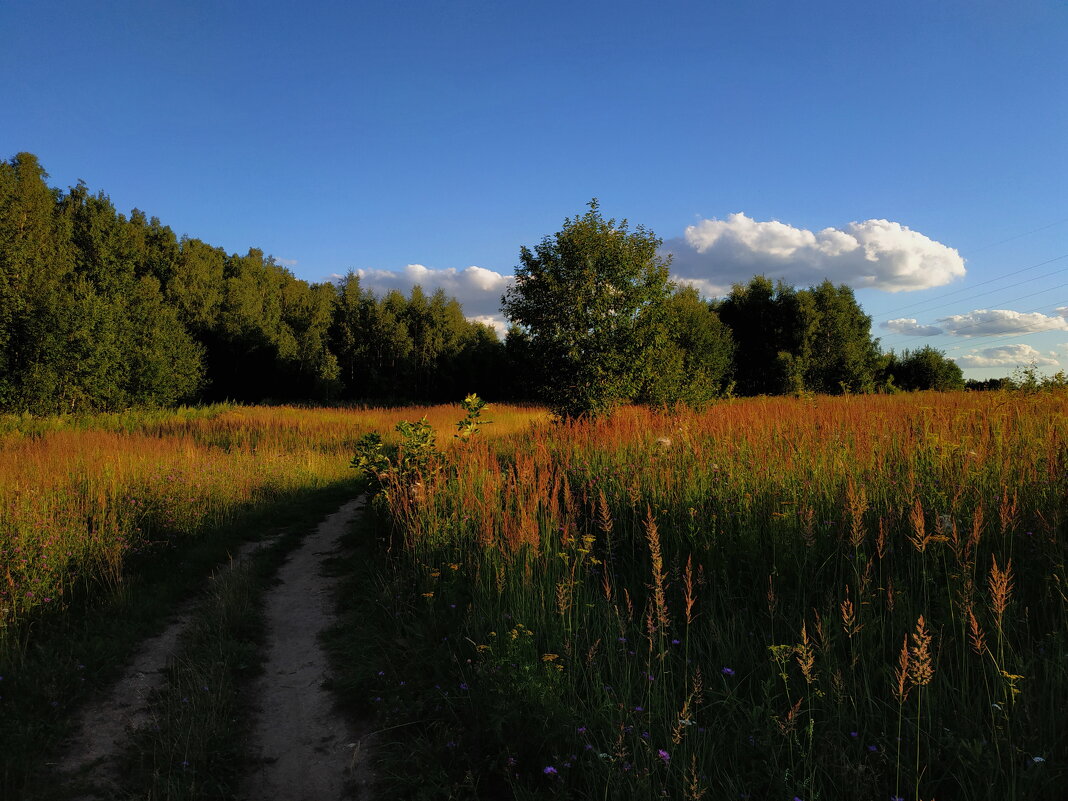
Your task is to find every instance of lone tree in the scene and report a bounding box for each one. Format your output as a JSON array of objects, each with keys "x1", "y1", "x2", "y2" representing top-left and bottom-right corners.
[{"x1": 501, "y1": 199, "x2": 673, "y2": 418}]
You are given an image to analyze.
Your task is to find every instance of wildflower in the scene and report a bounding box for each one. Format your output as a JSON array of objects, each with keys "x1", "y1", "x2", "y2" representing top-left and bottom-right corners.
[
  {"x1": 459, "y1": 682, "x2": 469, "y2": 691},
  {"x1": 657, "y1": 748, "x2": 670, "y2": 764},
  {"x1": 577, "y1": 726, "x2": 587, "y2": 734},
  {"x1": 633, "y1": 705, "x2": 644, "y2": 712},
  {"x1": 671, "y1": 638, "x2": 681, "y2": 645},
  {"x1": 543, "y1": 766, "x2": 558, "y2": 775},
  {"x1": 867, "y1": 744, "x2": 878, "y2": 752},
  {"x1": 506, "y1": 756, "x2": 517, "y2": 767},
  {"x1": 1032, "y1": 756, "x2": 1046, "y2": 764},
  {"x1": 722, "y1": 667, "x2": 735, "y2": 676},
  {"x1": 850, "y1": 731, "x2": 858, "y2": 738}
]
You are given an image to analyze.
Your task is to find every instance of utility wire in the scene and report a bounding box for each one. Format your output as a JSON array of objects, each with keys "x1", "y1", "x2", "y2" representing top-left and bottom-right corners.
[
  {"x1": 966, "y1": 216, "x2": 1068, "y2": 255},
  {"x1": 877, "y1": 281, "x2": 1068, "y2": 344},
  {"x1": 873, "y1": 253, "x2": 1068, "y2": 320}
]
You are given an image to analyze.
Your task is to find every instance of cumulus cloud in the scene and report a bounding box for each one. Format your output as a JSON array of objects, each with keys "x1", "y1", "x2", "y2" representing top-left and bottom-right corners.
[
  {"x1": 954, "y1": 344, "x2": 1060, "y2": 368},
  {"x1": 273, "y1": 257, "x2": 299, "y2": 267},
  {"x1": 465, "y1": 314, "x2": 510, "y2": 337},
  {"x1": 881, "y1": 318, "x2": 945, "y2": 336},
  {"x1": 354, "y1": 264, "x2": 514, "y2": 329},
  {"x1": 663, "y1": 213, "x2": 965, "y2": 294},
  {"x1": 938, "y1": 309, "x2": 1068, "y2": 337}
]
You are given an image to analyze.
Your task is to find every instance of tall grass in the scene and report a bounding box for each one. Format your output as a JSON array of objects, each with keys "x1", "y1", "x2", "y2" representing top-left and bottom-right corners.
[
  {"x1": 348, "y1": 391, "x2": 1067, "y2": 800},
  {"x1": 0, "y1": 402, "x2": 546, "y2": 629}
]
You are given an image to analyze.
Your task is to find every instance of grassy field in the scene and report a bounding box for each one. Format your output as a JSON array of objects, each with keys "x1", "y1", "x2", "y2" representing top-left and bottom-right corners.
[
  {"x1": 0, "y1": 402, "x2": 546, "y2": 629},
  {"x1": 330, "y1": 390, "x2": 1068, "y2": 800},
  {"x1": 0, "y1": 401, "x2": 544, "y2": 798},
  {"x1": 3, "y1": 394, "x2": 1064, "y2": 800}
]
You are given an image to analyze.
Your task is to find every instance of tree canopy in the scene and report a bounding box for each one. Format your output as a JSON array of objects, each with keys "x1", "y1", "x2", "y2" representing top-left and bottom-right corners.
[
  {"x1": 0, "y1": 153, "x2": 995, "y2": 414},
  {"x1": 501, "y1": 200, "x2": 673, "y2": 418}
]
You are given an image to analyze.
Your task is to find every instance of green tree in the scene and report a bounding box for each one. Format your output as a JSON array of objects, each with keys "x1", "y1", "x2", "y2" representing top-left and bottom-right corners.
[
  {"x1": 891, "y1": 346, "x2": 965, "y2": 391},
  {"x1": 718, "y1": 276, "x2": 882, "y2": 396},
  {"x1": 716, "y1": 276, "x2": 799, "y2": 395},
  {"x1": 804, "y1": 280, "x2": 881, "y2": 393},
  {"x1": 640, "y1": 285, "x2": 734, "y2": 408},
  {"x1": 501, "y1": 200, "x2": 673, "y2": 418},
  {"x1": 0, "y1": 153, "x2": 75, "y2": 407}
]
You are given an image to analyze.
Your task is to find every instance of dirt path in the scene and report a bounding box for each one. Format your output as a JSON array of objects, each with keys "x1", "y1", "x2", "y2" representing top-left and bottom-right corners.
[
  {"x1": 242, "y1": 496, "x2": 370, "y2": 801},
  {"x1": 55, "y1": 535, "x2": 280, "y2": 795}
]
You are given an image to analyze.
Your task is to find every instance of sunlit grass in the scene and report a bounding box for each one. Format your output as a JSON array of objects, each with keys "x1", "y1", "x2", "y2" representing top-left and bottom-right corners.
[
  {"x1": 350, "y1": 390, "x2": 1068, "y2": 800},
  {"x1": 0, "y1": 403, "x2": 547, "y2": 629}
]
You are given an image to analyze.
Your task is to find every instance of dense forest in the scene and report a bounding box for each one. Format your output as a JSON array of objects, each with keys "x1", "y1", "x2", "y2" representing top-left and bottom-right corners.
[{"x1": 0, "y1": 152, "x2": 967, "y2": 414}]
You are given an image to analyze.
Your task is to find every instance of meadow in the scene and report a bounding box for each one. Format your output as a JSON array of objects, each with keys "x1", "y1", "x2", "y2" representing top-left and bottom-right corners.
[
  {"x1": 1, "y1": 393, "x2": 1064, "y2": 800},
  {"x1": 0, "y1": 402, "x2": 545, "y2": 630},
  {"x1": 333, "y1": 390, "x2": 1068, "y2": 800},
  {"x1": 0, "y1": 401, "x2": 542, "y2": 797}
]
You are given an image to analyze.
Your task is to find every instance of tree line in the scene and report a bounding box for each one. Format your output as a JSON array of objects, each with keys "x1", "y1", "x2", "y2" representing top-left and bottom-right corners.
[
  {"x1": 1, "y1": 155, "x2": 965, "y2": 415},
  {"x1": 0, "y1": 153, "x2": 512, "y2": 412}
]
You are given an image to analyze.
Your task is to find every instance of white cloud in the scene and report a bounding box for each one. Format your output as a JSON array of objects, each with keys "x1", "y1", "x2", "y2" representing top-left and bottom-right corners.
[
  {"x1": 954, "y1": 344, "x2": 1060, "y2": 368},
  {"x1": 881, "y1": 318, "x2": 945, "y2": 336},
  {"x1": 273, "y1": 257, "x2": 299, "y2": 267},
  {"x1": 663, "y1": 213, "x2": 965, "y2": 294},
  {"x1": 354, "y1": 264, "x2": 514, "y2": 320},
  {"x1": 466, "y1": 314, "x2": 510, "y2": 337},
  {"x1": 938, "y1": 309, "x2": 1068, "y2": 337}
]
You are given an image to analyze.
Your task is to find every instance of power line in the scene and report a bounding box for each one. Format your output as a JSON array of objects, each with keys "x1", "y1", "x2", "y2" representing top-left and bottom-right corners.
[
  {"x1": 878, "y1": 284, "x2": 1068, "y2": 345},
  {"x1": 874, "y1": 253, "x2": 1068, "y2": 320},
  {"x1": 966, "y1": 216, "x2": 1068, "y2": 255}
]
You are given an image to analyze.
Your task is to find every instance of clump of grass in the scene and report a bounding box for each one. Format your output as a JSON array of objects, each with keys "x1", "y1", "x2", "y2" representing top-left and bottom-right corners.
[{"x1": 332, "y1": 391, "x2": 1068, "y2": 800}]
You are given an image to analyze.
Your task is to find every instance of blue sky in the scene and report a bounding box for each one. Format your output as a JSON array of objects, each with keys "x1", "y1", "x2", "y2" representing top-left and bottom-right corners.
[{"x1": 2, "y1": 0, "x2": 1065, "y2": 377}]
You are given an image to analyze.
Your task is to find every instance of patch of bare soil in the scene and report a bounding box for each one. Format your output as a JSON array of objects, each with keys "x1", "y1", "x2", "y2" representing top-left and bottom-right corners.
[
  {"x1": 54, "y1": 535, "x2": 280, "y2": 796},
  {"x1": 241, "y1": 496, "x2": 371, "y2": 801}
]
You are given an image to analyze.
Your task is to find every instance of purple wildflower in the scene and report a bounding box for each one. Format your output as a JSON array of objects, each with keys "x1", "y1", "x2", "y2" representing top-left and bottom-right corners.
[
  {"x1": 722, "y1": 667, "x2": 735, "y2": 676},
  {"x1": 658, "y1": 748, "x2": 670, "y2": 764},
  {"x1": 543, "y1": 766, "x2": 558, "y2": 776}
]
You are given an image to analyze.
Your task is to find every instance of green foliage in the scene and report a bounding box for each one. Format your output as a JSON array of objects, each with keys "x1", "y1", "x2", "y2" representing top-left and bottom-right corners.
[
  {"x1": 350, "y1": 432, "x2": 391, "y2": 491},
  {"x1": 393, "y1": 417, "x2": 440, "y2": 479},
  {"x1": 888, "y1": 345, "x2": 966, "y2": 392},
  {"x1": 328, "y1": 272, "x2": 507, "y2": 402},
  {"x1": 454, "y1": 392, "x2": 491, "y2": 441},
  {"x1": 717, "y1": 276, "x2": 882, "y2": 396},
  {"x1": 639, "y1": 286, "x2": 734, "y2": 409},
  {"x1": 502, "y1": 199, "x2": 673, "y2": 418},
  {"x1": 0, "y1": 153, "x2": 506, "y2": 412}
]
